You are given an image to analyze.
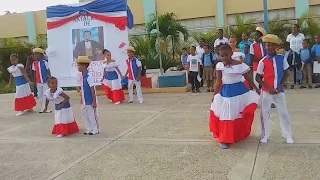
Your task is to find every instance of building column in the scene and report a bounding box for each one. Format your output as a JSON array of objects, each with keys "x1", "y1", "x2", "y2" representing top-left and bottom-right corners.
[
  {"x1": 143, "y1": 0, "x2": 156, "y2": 25},
  {"x1": 295, "y1": 0, "x2": 309, "y2": 18},
  {"x1": 24, "y1": 12, "x2": 36, "y2": 43},
  {"x1": 216, "y1": 0, "x2": 225, "y2": 27}
]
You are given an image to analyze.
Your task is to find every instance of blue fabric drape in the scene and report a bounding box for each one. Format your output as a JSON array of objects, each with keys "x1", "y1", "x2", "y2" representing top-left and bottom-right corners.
[
  {"x1": 46, "y1": 0, "x2": 134, "y2": 29},
  {"x1": 47, "y1": 0, "x2": 126, "y2": 18}
]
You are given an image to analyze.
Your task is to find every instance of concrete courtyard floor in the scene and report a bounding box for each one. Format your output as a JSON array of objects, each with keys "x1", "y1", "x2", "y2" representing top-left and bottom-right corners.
[{"x1": 0, "y1": 88, "x2": 320, "y2": 180}]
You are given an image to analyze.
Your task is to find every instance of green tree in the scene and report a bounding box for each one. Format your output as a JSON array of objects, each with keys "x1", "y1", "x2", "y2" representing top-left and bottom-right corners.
[
  {"x1": 268, "y1": 16, "x2": 291, "y2": 43},
  {"x1": 24, "y1": 34, "x2": 47, "y2": 49},
  {"x1": 146, "y1": 12, "x2": 188, "y2": 58},
  {"x1": 298, "y1": 10, "x2": 320, "y2": 43},
  {"x1": 229, "y1": 14, "x2": 257, "y2": 42}
]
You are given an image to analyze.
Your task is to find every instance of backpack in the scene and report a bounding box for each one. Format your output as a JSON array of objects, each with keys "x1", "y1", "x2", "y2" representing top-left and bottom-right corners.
[
  {"x1": 201, "y1": 53, "x2": 214, "y2": 65},
  {"x1": 299, "y1": 48, "x2": 313, "y2": 63}
]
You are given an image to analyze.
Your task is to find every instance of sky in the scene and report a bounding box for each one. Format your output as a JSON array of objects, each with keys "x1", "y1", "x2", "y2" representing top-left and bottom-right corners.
[{"x1": 0, "y1": 0, "x2": 79, "y2": 15}]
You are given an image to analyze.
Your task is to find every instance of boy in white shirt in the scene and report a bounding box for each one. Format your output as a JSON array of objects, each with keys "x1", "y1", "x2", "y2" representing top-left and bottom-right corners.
[{"x1": 187, "y1": 46, "x2": 202, "y2": 93}]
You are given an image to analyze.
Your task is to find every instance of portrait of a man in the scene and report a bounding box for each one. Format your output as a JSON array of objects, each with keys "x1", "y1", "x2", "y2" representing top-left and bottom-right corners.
[{"x1": 73, "y1": 28, "x2": 104, "y2": 61}]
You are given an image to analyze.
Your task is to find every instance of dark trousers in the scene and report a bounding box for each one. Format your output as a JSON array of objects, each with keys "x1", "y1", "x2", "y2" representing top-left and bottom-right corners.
[
  {"x1": 29, "y1": 73, "x2": 38, "y2": 96},
  {"x1": 189, "y1": 71, "x2": 200, "y2": 90}
]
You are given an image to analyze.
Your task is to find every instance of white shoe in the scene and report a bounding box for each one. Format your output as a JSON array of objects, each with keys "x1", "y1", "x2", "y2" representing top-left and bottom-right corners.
[
  {"x1": 109, "y1": 100, "x2": 113, "y2": 103},
  {"x1": 16, "y1": 111, "x2": 25, "y2": 116},
  {"x1": 114, "y1": 101, "x2": 121, "y2": 105},
  {"x1": 286, "y1": 137, "x2": 294, "y2": 144},
  {"x1": 138, "y1": 100, "x2": 143, "y2": 104},
  {"x1": 128, "y1": 100, "x2": 133, "y2": 103},
  {"x1": 260, "y1": 137, "x2": 268, "y2": 144},
  {"x1": 56, "y1": 134, "x2": 64, "y2": 138}
]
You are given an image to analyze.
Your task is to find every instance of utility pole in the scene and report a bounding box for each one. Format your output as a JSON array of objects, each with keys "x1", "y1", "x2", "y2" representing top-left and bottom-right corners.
[
  {"x1": 155, "y1": 0, "x2": 163, "y2": 74},
  {"x1": 263, "y1": 0, "x2": 269, "y2": 33}
]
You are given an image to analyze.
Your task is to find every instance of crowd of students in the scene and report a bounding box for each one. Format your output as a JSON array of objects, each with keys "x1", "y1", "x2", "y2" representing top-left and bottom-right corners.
[
  {"x1": 181, "y1": 25, "x2": 320, "y2": 149},
  {"x1": 7, "y1": 46, "x2": 143, "y2": 138}
]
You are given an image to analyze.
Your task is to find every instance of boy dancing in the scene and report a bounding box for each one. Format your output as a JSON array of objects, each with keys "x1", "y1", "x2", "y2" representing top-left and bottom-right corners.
[
  {"x1": 32, "y1": 48, "x2": 51, "y2": 113},
  {"x1": 124, "y1": 46, "x2": 143, "y2": 103},
  {"x1": 76, "y1": 56, "x2": 100, "y2": 135},
  {"x1": 256, "y1": 34, "x2": 294, "y2": 144}
]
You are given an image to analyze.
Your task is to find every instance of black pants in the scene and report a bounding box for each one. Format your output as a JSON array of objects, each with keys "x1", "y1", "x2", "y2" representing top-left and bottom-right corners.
[
  {"x1": 199, "y1": 66, "x2": 204, "y2": 87},
  {"x1": 29, "y1": 73, "x2": 38, "y2": 96},
  {"x1": 189, "y1": 71, "x2": 200, "y2": 90}
]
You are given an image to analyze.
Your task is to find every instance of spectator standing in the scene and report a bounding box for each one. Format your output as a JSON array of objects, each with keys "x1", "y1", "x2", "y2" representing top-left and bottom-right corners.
[
  {"x1": 238, "y1": 33, "x2": 253, "y2": 53},
  {"x1": 196, "y1": 38, "x2": 205, "y2": 87},
  {"x1": 312, "y1": 34, "x2": 320, "y2": 88},
  {"x1": 201, "y1": 44, "x2": 215, "y2": 92},
  {"x1": 286, "y1": 24, "x2": 305, "y2": 54},
  {"x1": 25, "y1": 49, "x2": 38, "y2": 97},
  {"x1": 180, "y1": 47, "x2": 189, "y2": 70},
  {"x1": 284, "y1": 42, "x2": 302, "y2": 89},
  {"x1": 300, "y1": 39, "x2": 313, "y2": 89},
  {"x1": 187, "y1": 46, "x2": 202, "y2": 93},
  {"x1": 214, "y1": 29, "x2": 228, "y2": 48}
]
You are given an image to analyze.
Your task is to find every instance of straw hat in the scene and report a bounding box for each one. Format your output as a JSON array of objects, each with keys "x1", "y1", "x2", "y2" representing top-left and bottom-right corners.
[
  {"x1": 76, "y1": 56, "x2": 91, "y2": 63},
  {"x1": 262, "y1": 34, "x2": 282, "y2": 45},
  {"x1": 256, "y1": 27, "x2": 267, "y2": 36},
  {"x1": 126, "y1": 46, "x2": 136, "y2": 52},
  {"x1": 33, "y1": 48, "x2": 44, "y2": 54}
]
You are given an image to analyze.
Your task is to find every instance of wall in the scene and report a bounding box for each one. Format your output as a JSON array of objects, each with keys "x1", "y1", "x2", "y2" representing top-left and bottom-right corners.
[
  {"x1": 0, "y1": 13, "x2": 28, "y2": 38},
  {"x1": 33, "y1": 10, "x2": 47, "y2": 35},
  {"x1": 128, "y1": 0, "x2": 144, "y2": 24}
]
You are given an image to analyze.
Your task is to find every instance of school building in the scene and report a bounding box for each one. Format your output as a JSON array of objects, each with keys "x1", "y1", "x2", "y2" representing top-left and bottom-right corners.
[{"x1": 0, "y1": 0, "x2": 319, "y2": 42}]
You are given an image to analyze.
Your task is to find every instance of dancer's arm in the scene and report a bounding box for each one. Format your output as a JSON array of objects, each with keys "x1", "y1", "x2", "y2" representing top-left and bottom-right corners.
[
  {"x1": 58, "y1": 93, "x2": 70, "y2": 110},
  {"x1": 213, "y1": 70, "x2": 222, "y2": 97},
  {"x1": 244, "y1": 72, "x2": 260, "y2": 94},
  {"x1": 7, "y1": 74, "x2": 13, "y2": 87}
]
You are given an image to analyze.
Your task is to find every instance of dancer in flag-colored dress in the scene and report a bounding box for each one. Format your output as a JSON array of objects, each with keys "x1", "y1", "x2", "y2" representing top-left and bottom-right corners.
[
  {"x1": 44, "y1": 77, "x2": 79, "y2": 137},
  {"x1": 209, "y1": 44, "x2": 260, "y2": 149},
  {"x1": 7, "y1": 53, "x2": 36, "y2": 116},
  {"x1": 101, "y1": 49, "x2": 125, "y2": 105}
]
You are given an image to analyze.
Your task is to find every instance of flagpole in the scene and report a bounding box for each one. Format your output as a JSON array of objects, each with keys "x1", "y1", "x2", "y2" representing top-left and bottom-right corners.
[{"x1": 155, "y1": 0, "x2": 163, "y2": 74}]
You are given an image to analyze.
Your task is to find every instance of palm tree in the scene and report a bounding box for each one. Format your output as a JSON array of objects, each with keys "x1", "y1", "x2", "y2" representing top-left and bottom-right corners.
[
  {"x1": 268, "y1": 16, "x2": 291, "y2": 43},
  {"x1": 229, "y1": 14, "x2": 257, "y2": 42},
  {"x1": 146, "y1": 12, "x2": 188, "y2": 58},
  {"x1": 24, "y1": 34, "x2": 47, "y2": 49}
]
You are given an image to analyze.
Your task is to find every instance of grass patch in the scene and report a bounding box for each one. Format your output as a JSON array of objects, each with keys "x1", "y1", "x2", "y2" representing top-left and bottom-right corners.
[{"x1": 0, "y1": 83, "x2": 16, "y2": 94}]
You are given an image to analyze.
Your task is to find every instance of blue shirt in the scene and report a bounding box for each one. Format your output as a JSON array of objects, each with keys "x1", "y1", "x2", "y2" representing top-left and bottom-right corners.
[
  {"x1": 238, "y1": 40, "x2": 253, "y2": 53},
  {"x1": 300, "y1": 48, "x2": 311, "y2": 63},
  {"x1": 203, "y1": 53, "x2": 213, "y2": 67},
  {"x1": 180, "y1": 55, "x2": 188, "y2": 65},
  {"x1": 244, "y1": 53, "x2": 251, "y2": 65},
  {"x1": 213, "y1": 53, "x2": 221, "y2": 62},
  {"x1": 312, "y1": 44, "x2": 320, "y2": 57}
]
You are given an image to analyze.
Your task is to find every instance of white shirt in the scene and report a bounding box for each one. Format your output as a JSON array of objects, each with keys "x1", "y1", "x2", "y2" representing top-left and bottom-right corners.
[
  {"x1": 196, "y1": 46, "x2": 204, "y2": 58},
  {"x1": 286, "y1": 33, "x2": 305, "y2": 54},
  {"x1": 187, "y1": 54, "x2": 201, "y2": 72},
  {"x1": 214, "y1": 37, "x2": 228, "y2": 47}
]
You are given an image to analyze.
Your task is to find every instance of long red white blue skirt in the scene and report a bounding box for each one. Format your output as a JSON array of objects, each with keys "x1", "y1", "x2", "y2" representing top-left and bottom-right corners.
[
  {"x1": 52, "y1": 101, "x2": 79, "y2": 135},
  {"x1": 14, "y1": 76, "x2": 36, "y2": 111},
  {"x1": 209, "y1": 82, "x2": 259, "y2": 144},
  {"x1": 101, "y1": 71, "x2": 125, "y2": 103}
]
